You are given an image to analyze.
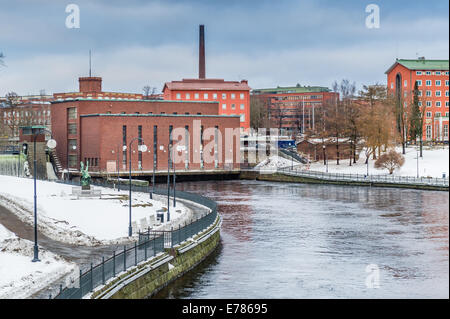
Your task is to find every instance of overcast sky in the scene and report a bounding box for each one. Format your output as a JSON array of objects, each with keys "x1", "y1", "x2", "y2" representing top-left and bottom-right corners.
[{"x1": 0, "y1": 0, "x2": 448, "y2": 96}]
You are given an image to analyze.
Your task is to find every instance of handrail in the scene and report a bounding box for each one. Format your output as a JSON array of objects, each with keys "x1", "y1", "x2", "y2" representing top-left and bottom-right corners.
[{"x1": 52, "y1": 180, "x2": 218, "y2": 299}]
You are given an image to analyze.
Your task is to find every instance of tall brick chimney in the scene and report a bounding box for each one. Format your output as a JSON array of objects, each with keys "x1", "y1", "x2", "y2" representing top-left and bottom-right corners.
[{"x1": 199, "y1": 25, "x2": 205, "y2": 79}]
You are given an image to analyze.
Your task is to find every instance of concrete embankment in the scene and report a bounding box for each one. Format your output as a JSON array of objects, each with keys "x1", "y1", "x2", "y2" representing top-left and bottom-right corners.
[
  {"x1": 240, "y1": 171, "x2": 449, "y2": 191},
  {"x1": 90, "y1": 214, "x2": 221, "y2": 299}
]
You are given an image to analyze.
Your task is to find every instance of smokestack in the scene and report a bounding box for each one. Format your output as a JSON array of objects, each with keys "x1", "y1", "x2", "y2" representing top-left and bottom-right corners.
[{"x1": 199, "y1": 25, "x2": 205, "y2": 79}]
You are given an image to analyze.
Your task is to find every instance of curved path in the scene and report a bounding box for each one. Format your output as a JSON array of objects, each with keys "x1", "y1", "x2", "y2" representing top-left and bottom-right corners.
[{"x1": 0, "y1": 195, "x2": 208, "y2": 299}]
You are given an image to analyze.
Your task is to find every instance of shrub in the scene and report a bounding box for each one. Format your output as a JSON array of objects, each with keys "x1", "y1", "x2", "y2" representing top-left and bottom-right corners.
[{"x1": 374, "y1": 150, "x2": 405, "y2": 174}]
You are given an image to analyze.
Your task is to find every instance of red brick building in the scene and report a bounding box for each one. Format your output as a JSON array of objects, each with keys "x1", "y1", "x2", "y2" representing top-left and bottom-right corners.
[
  {"x1": 385, "y1": 58, "x2": 449, "y2": 142},
  {"x1": 51, "y1": 76, "x2": 241, "y2": 173},
  {"x1": 251, "y1": 85, "x2": 339, "y2": 135},
  {"x1": 162, "y1": 25, "x2": 251, "y2": 132},
  {"x1": 1, "y1": 100, "x2": 52, "y2": 141}
]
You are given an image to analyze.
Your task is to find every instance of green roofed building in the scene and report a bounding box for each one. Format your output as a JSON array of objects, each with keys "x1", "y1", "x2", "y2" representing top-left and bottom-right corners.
[{"x1": 385, "y1": 57, "x2": 449, "y2": 142}]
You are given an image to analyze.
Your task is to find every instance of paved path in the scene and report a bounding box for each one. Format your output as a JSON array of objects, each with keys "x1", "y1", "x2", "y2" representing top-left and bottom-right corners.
[{"x1": 0, "y1": 195, "x2": 208, "y2": 299}]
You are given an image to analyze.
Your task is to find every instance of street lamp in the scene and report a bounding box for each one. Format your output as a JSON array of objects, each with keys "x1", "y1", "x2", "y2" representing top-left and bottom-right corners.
[
  {"x1": 172, "y1": 145, "x2": 176, "y2": 207},
  {"x1": 416, "y1": 148, "x2": 419, "y2": 178},
  {"x1": 115, "y1": 144, "x2": 127, "y2": 192},
  {"x1": 32, "y1": 128, "x2": 56, "y2": 262},
  {"x1": 167, "y1": 144, "x2": 171, "y2": 222},
  {"x1": 128, "y1": 137, "x2": 146, "y2": 237}
]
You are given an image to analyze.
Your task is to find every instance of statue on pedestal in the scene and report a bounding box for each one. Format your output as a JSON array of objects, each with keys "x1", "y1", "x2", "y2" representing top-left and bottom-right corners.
[{"x1": 80, "y1": 161, "x2": 91, "y2": 190}]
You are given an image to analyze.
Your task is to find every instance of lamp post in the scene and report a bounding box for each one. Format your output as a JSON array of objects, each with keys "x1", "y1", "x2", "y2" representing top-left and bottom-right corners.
[
  {"x1": 167, "y1": 144, "x2": 170, "y2": 222},
  {"x1": 151, "y1": 147, "x2": 156, "y2": 200},
  {"x1": 173, "y1": 145, "x2": 176, "y2": 207},
  {"x1": 32, "y1": 128, "x2": 57, "y2": 262},
  {"x1": 116, "y1": 143, "x2": 127, "y2": 192},
  {"x1": 128, "y1": 137, "x2": 146, "y2": 237},
  {"x1": 416, "y1": 148, "x2": 419, "y2": 178},
  {"x1": 17, "y1": 144, "x2": 20, "y2": 177}
]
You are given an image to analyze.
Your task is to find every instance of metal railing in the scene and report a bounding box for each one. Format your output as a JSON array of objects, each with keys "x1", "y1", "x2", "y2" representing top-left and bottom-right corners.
[
  {"x1": 53, "y1": 179, "x2": 218, "y2": 299},
  {"x1": 272, "y1": 165, "x2": 449, "y2": 187}
]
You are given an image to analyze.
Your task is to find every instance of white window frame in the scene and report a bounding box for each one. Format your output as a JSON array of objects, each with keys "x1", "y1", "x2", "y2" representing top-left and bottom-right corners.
[
  {"x1": 436, "y1": 90, "x2": 441, "y2": 97},
  {"x1": 222, "y1": 93, "x2": 227, "y2": 99},
  {"x1": 425, "y1": 80, "x2": 431, "y2": 86},
  {"x1": 186, "y1": 93, "x2": 190, "y2": 99},
  {"x1": 240, "y1": 104, "x2": 244, "y2": 110},
  {"x1": 436, "y1": 101, "x2": 441, "y2": 107},
  {"x1": 204, "y1": 93, "x2": 208, "y2": 99},
  {"x1": 240, "y1": 93, "x2": 245, "y2": 99},
  {"x1": 194, "y1": 93, "x2": 199, "y2": 99},
  {"x1": 176, "y1": 93, "x2": 181, "y2": 99},
  {"x1": 213, "y1": 93, "x2": 218, "y2": 99},
  {"x1": 416, "y1": 80, "x2": 422, "y2": 86},
  {"x1": 416, "y1": 71, "x2": 422, "y2": 75},
  {"x1": 436, "y1": 80, "x2": 441, "y2": 86},
  {"x1": 231, "y1": 93, "x2": 236, "y2": 99},
  {"x1": 222, "y1": 104, "x2": 226, "y2": 110}
]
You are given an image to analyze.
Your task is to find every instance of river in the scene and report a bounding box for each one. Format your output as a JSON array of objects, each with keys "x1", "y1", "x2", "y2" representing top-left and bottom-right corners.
[{"x1": 154, "y1": 180, "x2": 449, "y2": 299}]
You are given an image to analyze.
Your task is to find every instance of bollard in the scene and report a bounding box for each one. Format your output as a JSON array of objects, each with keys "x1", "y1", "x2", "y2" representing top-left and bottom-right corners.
[{"x1": 134, "y1": 241, "x2": 137, "y2": 266}]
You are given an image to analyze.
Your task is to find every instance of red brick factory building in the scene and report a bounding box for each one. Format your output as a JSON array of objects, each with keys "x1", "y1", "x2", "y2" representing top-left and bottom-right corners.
[{"x1": 50, "y1": 76, "x2": 241, "y2": 177}]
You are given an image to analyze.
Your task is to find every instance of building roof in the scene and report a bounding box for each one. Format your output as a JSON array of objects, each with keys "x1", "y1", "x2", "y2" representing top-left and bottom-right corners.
[
  {"x1": 163, "y1": 78, "x2": 250, "y2": 92},
  {"x1": 385, "y1": 59, "x2": 449, "y2": 74},
  {"x1": 252, "y1": 86, "x2": 331, "y2": 94}
]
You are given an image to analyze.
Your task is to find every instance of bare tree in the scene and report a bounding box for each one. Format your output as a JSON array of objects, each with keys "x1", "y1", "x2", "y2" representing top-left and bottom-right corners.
[
  {"x1": 331, "y1": 79, "x2": 356, "y2": 165},
  {"x1": 143, "y1": 85, "x2": 157, "y2": 99},
  {"x1": 250, "y1": 95, "x2": 270, "y2": 130}
]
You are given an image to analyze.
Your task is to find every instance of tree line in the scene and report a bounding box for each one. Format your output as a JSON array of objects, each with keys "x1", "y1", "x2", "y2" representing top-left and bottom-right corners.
[{"x1": 250, "y1": 79, "x2": 427, "y2": 165}]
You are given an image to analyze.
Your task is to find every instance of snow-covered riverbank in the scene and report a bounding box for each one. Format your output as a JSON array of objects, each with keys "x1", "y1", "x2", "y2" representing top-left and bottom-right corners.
[
  {"x1": 307, "y1": 146, "x2": 449, "y2": 178},
  {"x1": 0, "y1": 176, "x2": 192, "y2": 246},
  {"x1": 0, "y1": 224, "x2": 75, "y2": 299}
]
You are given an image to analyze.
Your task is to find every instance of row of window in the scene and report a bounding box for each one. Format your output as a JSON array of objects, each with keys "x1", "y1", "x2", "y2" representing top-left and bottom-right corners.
[
  {"x1": 415, "y1": 80, "x2": 449, "y2": 87},
  {"x1": 175, "y1": 92, "x2": 246, "y2": 100},
  {"x1": 2, "y1": 110, "x2": 51, "y2": 118},
  {"x1": 416, "y1": 71, "x2": 449, "y2": 76},
  {"x1": 416, "y1": 90, "x2": 449, "y2": 97},
  {"x1": 222, "y1": 103, "x2": 245, "y2": 111},
  {"x1": 425, "y1": 111, "x2": 449, "y2": 118},
  {"x1": 418, "y1": 101, "x2": 449, "y2": 107}
]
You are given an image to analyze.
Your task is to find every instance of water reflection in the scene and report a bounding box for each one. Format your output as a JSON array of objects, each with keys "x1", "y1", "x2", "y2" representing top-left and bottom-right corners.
[{"x1": 157, "y1": 180, "x2": 449, "y2": 299}]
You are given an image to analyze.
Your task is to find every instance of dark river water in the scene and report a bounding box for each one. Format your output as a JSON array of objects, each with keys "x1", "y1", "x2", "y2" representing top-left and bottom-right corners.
[{"x1": 154, "y1": 180, "x2": 449, "y2": 299}]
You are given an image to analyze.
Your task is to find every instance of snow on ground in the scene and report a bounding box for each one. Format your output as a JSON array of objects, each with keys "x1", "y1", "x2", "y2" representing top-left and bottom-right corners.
[
  {"x1": 255, "y1": 156, "x2": 295, "y2": 170},
  {"x1": 0, "y1": 224, "x2": 75, "y2": 299},
  {"x1": 304, "y1": 146, "x2": 449, "y2": 178},
  {"x1": 0, "y1": 176, "x2": 193, "y2": 246}
]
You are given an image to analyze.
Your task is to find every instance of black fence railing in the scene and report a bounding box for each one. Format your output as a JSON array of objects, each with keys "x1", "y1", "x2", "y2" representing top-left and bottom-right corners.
[{"x1": 52, "y1": 179, "x2": 218, "y2": 299}]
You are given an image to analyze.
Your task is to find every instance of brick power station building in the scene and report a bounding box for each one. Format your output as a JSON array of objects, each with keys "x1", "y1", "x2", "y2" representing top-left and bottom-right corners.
[
  {"x1": 386, "y1": 58, "x2": 449, "y2": 142},
  {"x1": 163, "y1": 25, "x2": 251, "y2": 132},
  {"x1": 50, "y1": 76, "x2": 241, "y2": 176}
]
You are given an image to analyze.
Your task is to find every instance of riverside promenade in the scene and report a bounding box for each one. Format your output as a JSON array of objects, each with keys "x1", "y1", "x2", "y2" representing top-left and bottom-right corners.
[{"x1": 240, "y1": 165, "x2": 449, "y2": 191}]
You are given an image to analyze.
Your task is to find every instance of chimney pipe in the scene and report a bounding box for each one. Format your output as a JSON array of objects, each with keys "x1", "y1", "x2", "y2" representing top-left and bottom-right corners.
[{"x1": 199, "y1": 25, "x2": 205, "y2": 79}]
